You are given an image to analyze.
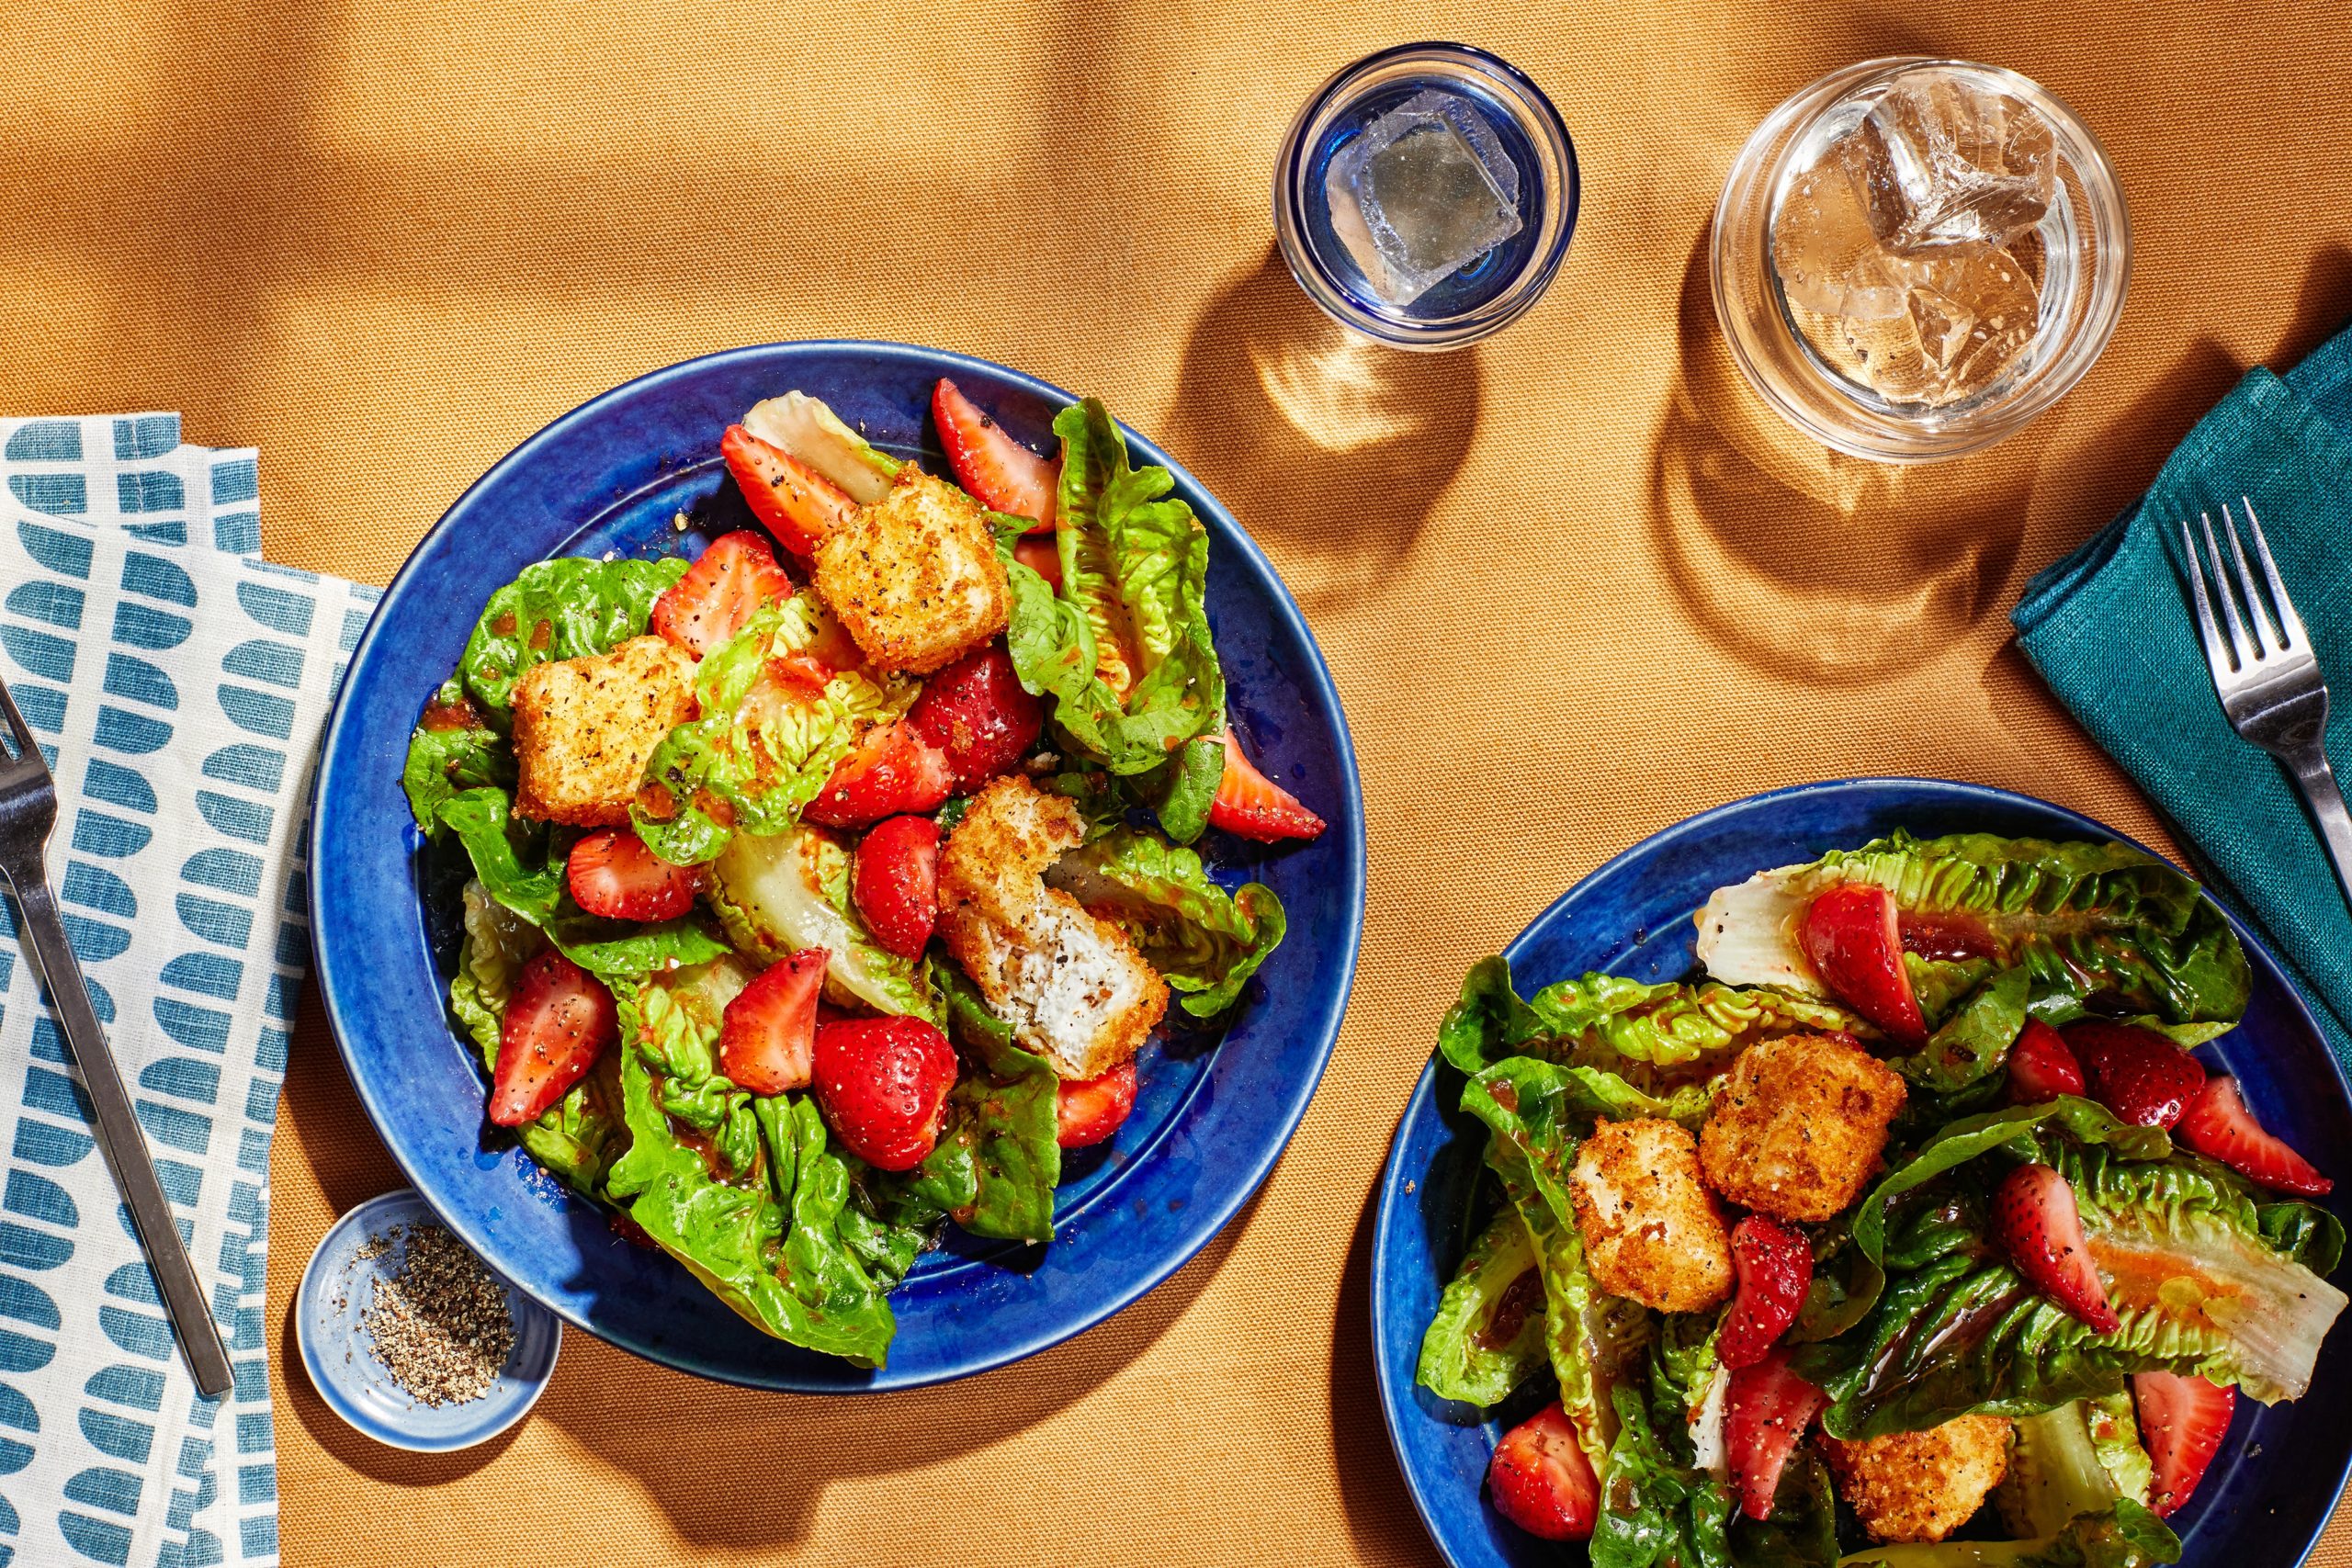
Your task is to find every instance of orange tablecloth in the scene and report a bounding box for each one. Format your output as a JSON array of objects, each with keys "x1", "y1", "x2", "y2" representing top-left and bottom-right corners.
[{"x1": 7, "y1": 1, "x2": 2352, "y2": 1562}]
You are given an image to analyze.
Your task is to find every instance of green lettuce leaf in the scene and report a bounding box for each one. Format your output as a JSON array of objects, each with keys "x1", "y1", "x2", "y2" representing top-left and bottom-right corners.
[
  {"x1": 708, "y1": 824, "x2": 938, "y2": 1020},
  {"x1": 1736, "y1": 1448, "x2": 1841, "y2": 1568},
  {"x1": 1414, "y1": 1208, "x2": 1547, "y2": 1407},
  {"x1": 1130, "y1": 730, "x2": 1226, "y2": 845},
  {"x1": 1837, "y1": 1499, "x2": 2179, "y2": 1566},
  {"x1": 1997, "y1": 1403, "x2": 2122, "y2": 1539},
  {"x1": 2085, "y1": 1391, "x2": 2155, "y2": 1507},
  {"x1": 548, "y1": 915, "x2": 731, "y2": 987},
  {"x1": 401, "y1": 677, "x2": 514, "y2": 832},
  {"x1": 1046, "y1": 826, "x2": 1284, "y2": 1018},
  {"x1": 454, "y1": 555, "x2": 689, "y2": 726},
  {"x1": 437, "y1": 786, "x2": 563, "y2": 925},
  {"x1": 1004, "y1": 399, "x2": 1224, "y2": 774},
  {"x1": 1590, "y1": 1383, "x2": 1736, "y2": 1568}
]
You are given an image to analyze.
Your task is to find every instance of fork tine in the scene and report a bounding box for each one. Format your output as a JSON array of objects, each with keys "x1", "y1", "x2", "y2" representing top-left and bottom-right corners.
[
  {"x1": 2219, "y1": 503, "x2": 2286, "y2": 655},
  {"x1": 0, "y1": 677, "x2": 39, "y2": 767},
  {"x1": 2199, "y1": 512, "x2": 2256, "y2": 671},
  {"x1": 2238, "y1": 497, "x2": 2311, "y2": 648},
  {"x1": 2180, "y1": 520, "x2": 2234, "y2": 679}
]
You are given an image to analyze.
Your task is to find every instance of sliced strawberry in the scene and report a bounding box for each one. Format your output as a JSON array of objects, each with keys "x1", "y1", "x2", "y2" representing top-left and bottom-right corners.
[
  {"x1": 908, "y1": 642, "x2": 1044, "y2": 792},
  {"x1": 1486, "y1": 1401, "x2": 1599, "y2": 1542},
  {"x1": 812, "y1": 1016, "x2": 959, "y2": 1171},
  {"x1": 566, "y1": 829, "x2": 704, "y2": 921},
  {"x1": 719, "y1": 423, "x2": 856, "y2": 557},
  {"x1": 718, "y1": 948, "x2": 828, "y2": 1095},
  {"x1": 2006, "y1": 1019, "x2": 2087, "y2": 1104},
  {"x1": 1896, "y1": 909, "x2": 1998, "y2": 962},
  {"x1": 1056, "y1": 1061, "x2": 1138, "y2": 1149},
  {"x1": 1719, "y1": 1216, "x2": 1814, "y2": 1370},
  {"x1": 2133, "y1": 1370, "x2": 2235, "y2": 1517},
  {"x1": 1012, "y1": 534, "x2": 1062, "y2": 591},
  {"x1": 1991, "y1": 1162, "x2": 2120, "y2": 1333},
  {"x1": 1800, "y1": 884, "x2": 1927, "y2": 1043},
  {"x1": 803, "y1": 718, "x2": 955, "y2": 829},
  {"x1": 2067, "y1": 1021, "x2": 2208, "y2": 1130},
  {"x1": 933, "y1": 378, "x2": 1057, "y2": 530},
  {"x1": 490, "y1": 951, "x2": 619, "y2": 1126},
  {"x1": 2177, "y1": 1075, "x2": 2333, "y2": 1196},
  {"x1": 853, "y1": 815, "x2": 940, "y2": 957},
  {"x1": 1725, "y1": 1349, "x2": 1826, "y2": 1520},
  {"x1": 650, "y1": 529, "x2": 795, "y2": 657},
  {"x1": 1206, "y1": 729, "x2": 1325, "y2": 844}
]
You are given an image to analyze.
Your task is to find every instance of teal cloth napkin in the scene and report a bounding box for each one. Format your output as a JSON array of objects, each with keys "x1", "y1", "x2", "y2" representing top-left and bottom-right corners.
[{"x1": 2015, "y1": 322, "x2": 2352, "y2": 1069}]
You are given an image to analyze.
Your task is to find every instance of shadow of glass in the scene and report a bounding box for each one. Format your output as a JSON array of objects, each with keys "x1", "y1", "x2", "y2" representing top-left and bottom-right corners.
[
  {"x1": 1649, "y1": 225, "x2": 2046, "y2": 685},
  {"x1": 1164, "y1": 245, "x2": 1480, "y2": 615}
]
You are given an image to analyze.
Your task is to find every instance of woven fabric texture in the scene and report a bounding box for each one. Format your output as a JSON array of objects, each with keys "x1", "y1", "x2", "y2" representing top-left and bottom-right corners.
[{"x1": 5, "y1": 1, "x2": 2351, "y2": 1562}]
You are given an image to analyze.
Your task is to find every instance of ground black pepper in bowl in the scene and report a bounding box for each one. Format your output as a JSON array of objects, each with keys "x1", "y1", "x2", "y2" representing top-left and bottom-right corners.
[{"x1": 356, "y1": 1223, "x2": 518, "y2": 1407}]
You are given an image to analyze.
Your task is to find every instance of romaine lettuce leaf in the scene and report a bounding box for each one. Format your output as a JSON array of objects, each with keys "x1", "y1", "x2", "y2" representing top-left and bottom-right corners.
[
  {"x1": 1591, "y1": 1383, "x2": 1737, "y2": 1568},
  {"x1": 1414, "y1": 1208, "x2": 1547, "y2": 1407},
  {"x1": 2085, "y1": 1391, "x2": 2154, "y2": 1508},
  {"x1": 402, "y1": 677, "x2": 514, "y2": 832},
  {"x1": 547, "y1": 914, "x2": 731, "y2": 987},
  {"x1": 454, "y1": 555, "x2": 689, "y2": 727},
  {"x1": 1735, "y1": 1448, "x2": 1840, "y2": 1568},
  {"x1": 708, "y1": 824, "x2": 938, "y2": 1020},
  {"x1": 1837, "y1": 1499, "x2": 2179, "y2": 1566},
  {"x1": 741, "y1": 391, "x2": 901, "y2": 504},
  {"x1": 1046, "y1": 826, "x2": 1284, "y2": 1018},
  {"x1": 1997, "y1": 1403, "x2": 2121, "y2": 1539},
  {"x1": 437, "y1": 786, "x2": 564, "y2": 924}
]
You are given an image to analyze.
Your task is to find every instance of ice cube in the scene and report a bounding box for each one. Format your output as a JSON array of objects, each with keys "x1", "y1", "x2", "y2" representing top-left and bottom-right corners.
[
  {"x1": 1325, "y1": 89, "x2": 1524, "y2": 307},
  {"x1": 1866, "y1": 74, "x2": 2055, "y2": 249},
  {"x1": 1789, "y1": 240, "x2": 2041, "y2": 407},
  {"x1": 1770, "y1": 118, "x2": 1912, "y2": 321}
]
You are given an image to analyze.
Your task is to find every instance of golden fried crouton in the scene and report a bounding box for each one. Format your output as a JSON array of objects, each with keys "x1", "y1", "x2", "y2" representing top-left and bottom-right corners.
[
  {"x1": 1820, "y1": 1416, "x2": 2013, "y2": 1544},
  {"x1": 937, "y1": 776, "x2": 1168, "y2": 1078},
  {"x1": 813, "y1": 467, "x2": 1010, "y2": 676},
  {"x1": 1568, "y1": 1118, "x2": 1735, "y2": 1314},
  {"x1": 511, "y1": 636, "x2": 697, "y2": 827},
  {"x1": 1699, "y1": 1032, "x2": 1906, "y2": 1224}
]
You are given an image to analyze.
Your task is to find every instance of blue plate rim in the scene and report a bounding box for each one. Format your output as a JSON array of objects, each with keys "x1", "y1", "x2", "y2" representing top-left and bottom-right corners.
[
  {"x1": 308, "y1": 338, "x2": 1368, "y2": 1392},
  {"x1": 1369, "y1": 773, "x2": 2352, "y2": 1567},
  {"x1": 295, "y1": 1187, "x2": 562, "y2": 1453}
]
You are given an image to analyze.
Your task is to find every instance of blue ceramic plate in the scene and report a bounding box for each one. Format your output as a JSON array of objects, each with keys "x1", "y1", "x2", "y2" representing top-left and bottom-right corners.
[
  {"x1": 296, "y1": 1189, "x2": 562, "y2": 1451},
  {"x1": 1372, "y1": 778, "x2": 2352, "y2": 1567},
  {"x1": 310, "y1": 343, "x2": 1364, "y2": 1392}
]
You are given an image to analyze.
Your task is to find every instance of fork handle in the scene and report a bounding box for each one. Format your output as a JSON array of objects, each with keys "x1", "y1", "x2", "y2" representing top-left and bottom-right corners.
[
  {"x1": 1, "y1": 867, "x2": 234, "y2": 1398},
  {"x1": 2287, "y1": 746, "x2": 2352, "y2": 919}
]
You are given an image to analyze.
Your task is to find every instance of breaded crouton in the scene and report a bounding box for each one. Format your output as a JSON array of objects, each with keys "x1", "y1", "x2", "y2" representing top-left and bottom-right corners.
[
  {"x1": 813, "y1": 467, "x2": 1009, "y2": 676},
  {"x1": 1568, "y1": 1118, "x2": 1735, "y2": 1314},
  {"x1": 1699, "y1": 1032, "x2": 1905, "y2": 1223},
  {"x1": 1820, "y1": 1416, "x2": 2012, "y2": 1544},
  {"x1": 937, "y1": 776, "x2": 1168, "y2": 1078},
  {"x1": 511, "y1": 636, "x2": 697, "y2": 826}
]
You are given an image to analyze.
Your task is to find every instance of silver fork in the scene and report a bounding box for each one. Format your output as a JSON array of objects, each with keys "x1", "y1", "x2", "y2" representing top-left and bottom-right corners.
[
  {"x1": 0, "y1": 678, "x2": 232, "y2": 1396},
  {"x1": 2179, "y1": 497, "x2": 2352, "y2": 914}
]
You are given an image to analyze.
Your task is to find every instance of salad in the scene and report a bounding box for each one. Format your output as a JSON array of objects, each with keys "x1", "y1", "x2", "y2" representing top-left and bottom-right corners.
[
  {"x1": 1416, "y1": 831, "x2": 2346, "y2": 1566},
  {"x1": 401, "y1": 378, "x2": 1322, "y2": 1366}
]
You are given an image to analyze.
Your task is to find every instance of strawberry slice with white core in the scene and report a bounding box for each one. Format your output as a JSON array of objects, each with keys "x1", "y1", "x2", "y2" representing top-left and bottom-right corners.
[
  {"x1": 1719, "y1": 1215, "x2": 1814, "y2": 1369},
  {"x1": 933, "y1": 378, "x2": 1058, "y2": 531},
  {"x1": 718, "y1": 948, "x2": 828, "y2": 1095},
  {"x1": 718, "y1": 423, "x2": 856, "y2": 558},
  {"x1": 650, "y1": 528, "x2": 795, "y2": 658},
  {"x1": 1206, "y1": 729, "x2": 1325, "y2": 843},
  {"x1": 2177, "y1": 1075, "x2": 2333, "y2": 1196},
  {"x1": 1991, "y1": 1162, "x2": 2120, "y2": 1333},
  {"x1": 566, "y1": 829, "x2": 704, "y2": 921},
  {"x1": 1725, "y1": 1349, "x2": 1826, "y2": 1520},
  {"x1": 2133, "y1": 1370, "x2": 2236, "y2": 1518},
  {"x1": 490, "y1": 951, "x2": 619, "y2": 1126},
  {"x1": 1799, "y1": 883, "x2": 1927, "y2": 1043}
]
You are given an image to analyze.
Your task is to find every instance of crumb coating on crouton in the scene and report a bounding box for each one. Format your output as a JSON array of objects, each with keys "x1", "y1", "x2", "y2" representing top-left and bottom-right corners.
[
  {"x1": 1568, "y1": 1117, "x2": 1736, "y2": 1314},
  {"x1": 814, "y1": 467, "x2": 1010, "y2": 676},
  {"x1": 1698, "y1": 1032, "x2": 1906, "y2": 1224},
  {"x1": 1819, "y1": 1416, "x2": 2013, "y2": 1543},
  {"x1": 511, "y1": 635, "x2": 698, "y2": 827}
]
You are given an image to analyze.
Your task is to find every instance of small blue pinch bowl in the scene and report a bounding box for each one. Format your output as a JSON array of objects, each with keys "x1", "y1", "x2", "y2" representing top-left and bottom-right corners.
[{"x1": 297, "y1": 1189, "x2": 561, "y2": 1452}]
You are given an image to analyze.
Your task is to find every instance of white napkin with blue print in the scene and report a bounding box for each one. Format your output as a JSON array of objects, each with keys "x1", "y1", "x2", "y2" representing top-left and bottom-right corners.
[{"x1": 0, "y1": 413, "x2": 377, "y2": 1568}]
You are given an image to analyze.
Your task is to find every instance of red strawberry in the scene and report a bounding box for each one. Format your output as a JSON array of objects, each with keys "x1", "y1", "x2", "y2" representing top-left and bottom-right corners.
[
  {"x1": 2067, "y1": 1021, "x2": 2208, "y2": 1130},
  {"x1": 1012, "y1": 534, "x2": 1062, "y2": 590},
  {"x1": 933, "y1": 378, "x2": 1058, "y2": 530},
  {"x1": 908, "y1": 643, "x2": 1044, "y2": 792},
  {"x1": 490, "y1": 951, "x2": 619, "y2": 1126},
  {"x1": 1725, "y1": 1349, "x2": 1826, "y2": 1520},
  {"x1": 1991, "y1": 1162, "x2": 2120, "y2": 1333},
  {"x1": 1800, "y1": 884, "x2": 1926, "y2": 1043},
  {"x1": 1206, "y1": 729, "x2": 1325, "y2": 843},
  {"x1": 2177, "y1": 1075, "x2": 2333, "y2": 1196},
  {"x1": 1056, "y1": 1061, "x2": 1139, "y2": 1149},
  {"x1": 650, "y1": 529, "x2": 795, "y2": 657},
  {"x1": 811, "y1": 1016, "x2": 959, "y2": 1171},
  {"x1": 803, "y1": 718, "x2": 955, "y2": 829},
  {"x1": 566, "y1": 829, "x2": 704, "y2": 921},
  {"x1": 719, "y1": 423, "x2": 855, "y2": 557},
  {"x1": 2133, "y1": 1370, "x2": 2235, "y2": 1518},
  {"x1": 1719, "y1": 1216, "x2": 1814, "y2": 1370},
  {"x1": 2006, "y1": 1019, "x2": 2087, "y2": 1104},
  {"x1": 718, "y1": 948, "x2": 828, "y2": 1095},
  {"x1": 853, "y1": 816, "x2": 940, "y2": 957},
  {"x1": 1486, "y1": 1401, "x2": 1599, "y2": 1542}
]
